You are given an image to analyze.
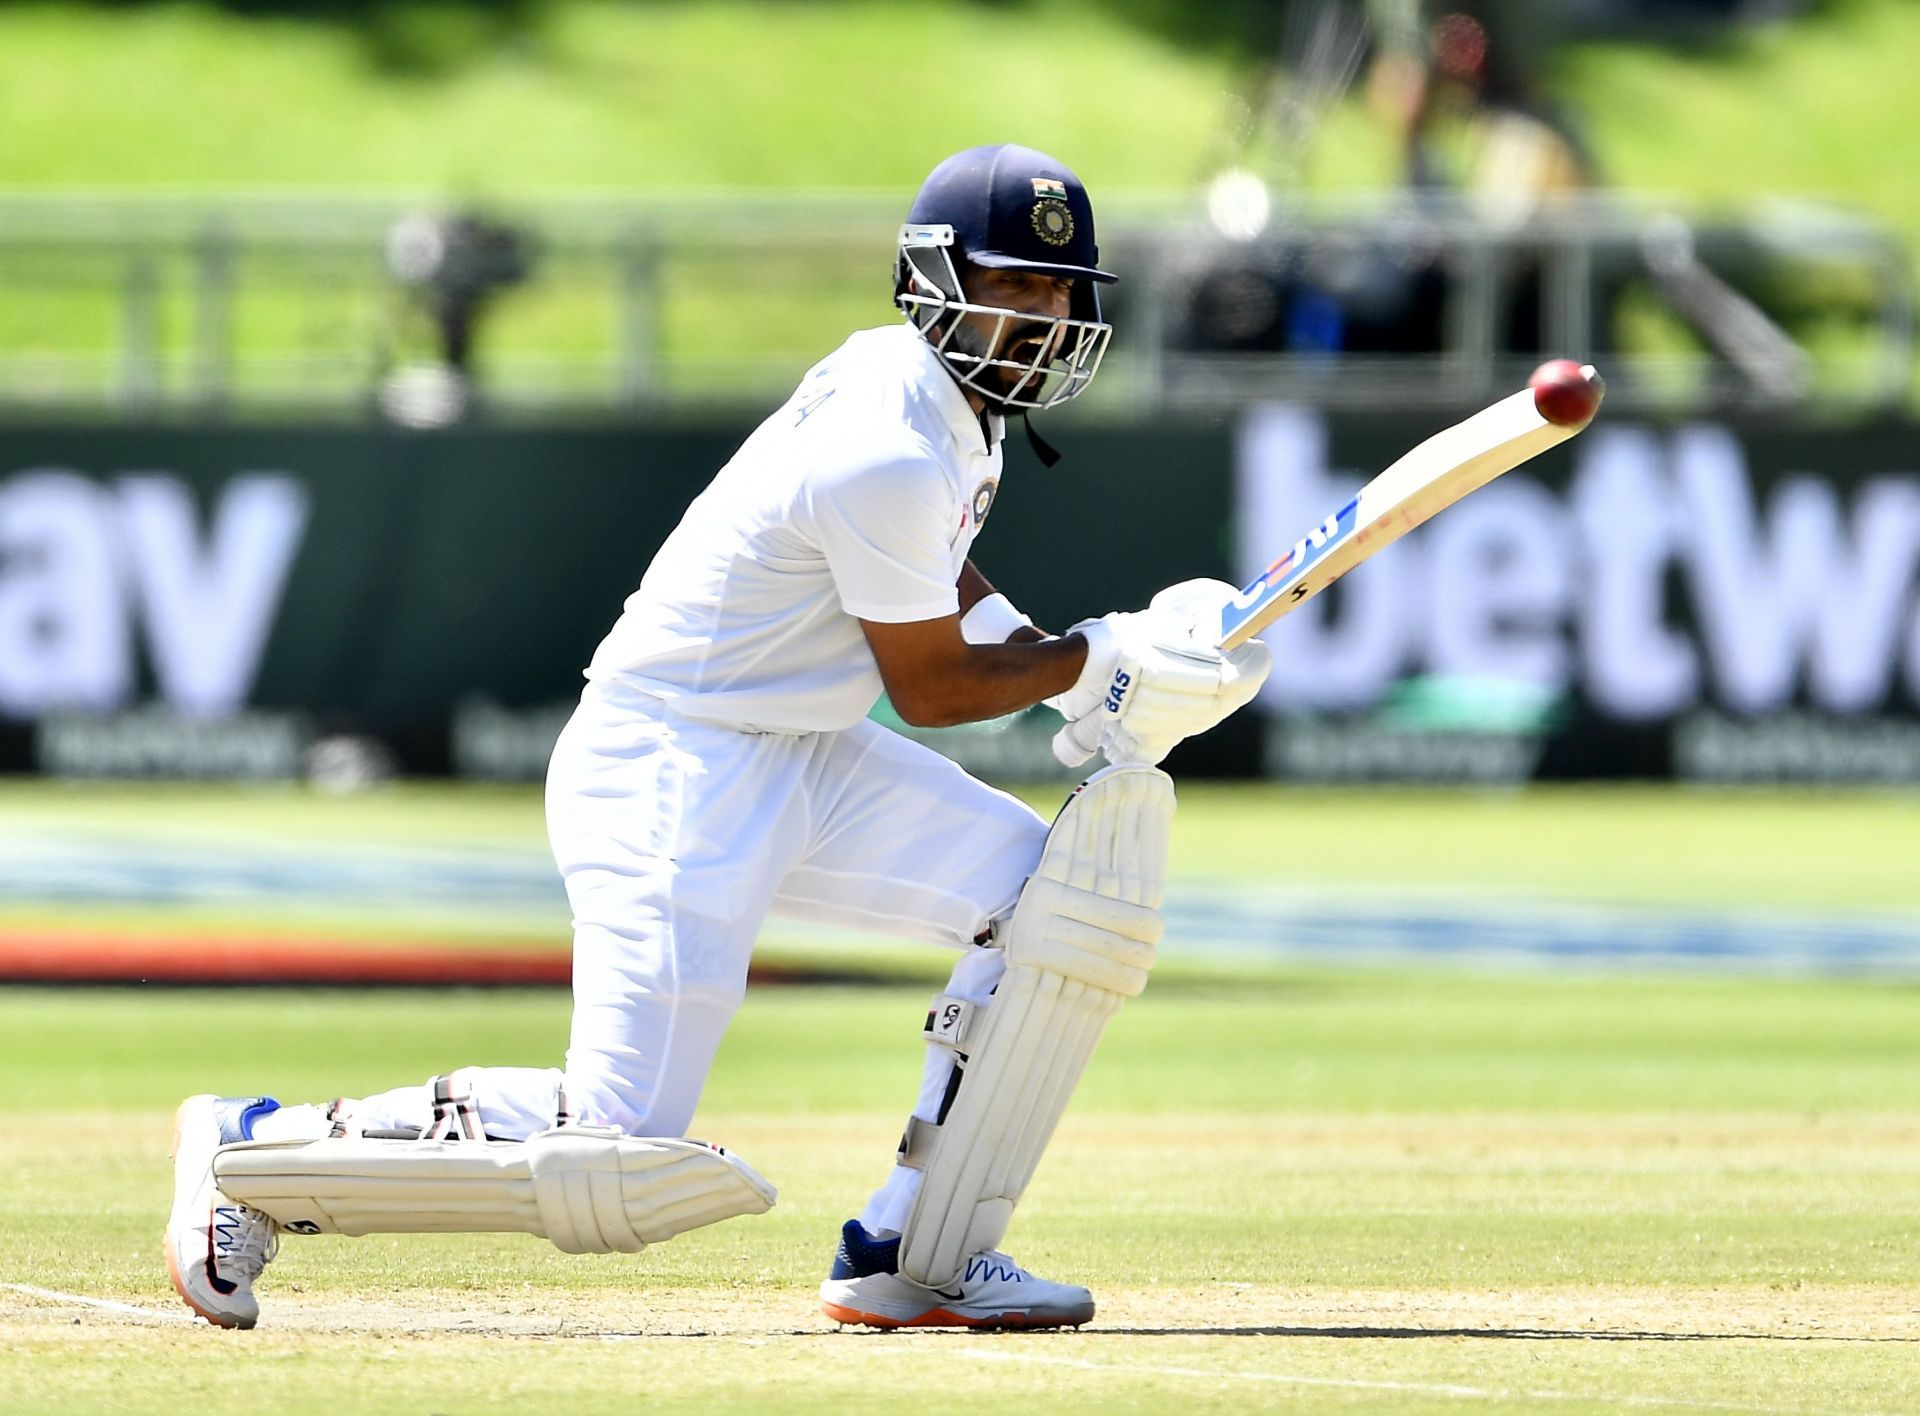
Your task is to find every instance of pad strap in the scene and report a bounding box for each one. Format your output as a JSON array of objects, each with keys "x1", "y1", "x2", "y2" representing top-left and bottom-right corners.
[
  {"x1": 922, "y1": 994, "x2": 979, "y2": 1049},
  {"x1": 420, "y1": 1073, "x2": 487, "y2": 1141}
]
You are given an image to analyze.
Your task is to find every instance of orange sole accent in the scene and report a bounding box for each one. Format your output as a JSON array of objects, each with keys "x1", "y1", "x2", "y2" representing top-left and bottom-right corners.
[
  {"x1": 821, "y1": 1300, "x2": 1086, "y2": 1330},
  {"x1": 162, "y1": 1098, "x2": 246, "y2": 1330},
  {"x1": 164, "y1": 1237, "x2": 243, "y2": 1328}
]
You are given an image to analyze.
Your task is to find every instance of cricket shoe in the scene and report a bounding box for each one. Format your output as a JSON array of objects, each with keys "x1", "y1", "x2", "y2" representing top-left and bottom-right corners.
[
  {"x1": 164, "y1": 1094, "x2": 283, "y2": 1329},
  {"x1": 818, "y1": 1219, "x2": 1094, "y2": 1329}
]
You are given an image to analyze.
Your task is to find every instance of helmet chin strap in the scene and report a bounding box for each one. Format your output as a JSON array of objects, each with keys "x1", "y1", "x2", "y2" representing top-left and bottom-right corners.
[
  {"x1": 944, "y1": 325, "x2": 1071, "y2": 465},
  {"x1": 959, "y1": 374, "x2": 1063, "y2": 468},
  {"x1": 1021, "y1": 412, "x2": 1063, "y2": 468}
]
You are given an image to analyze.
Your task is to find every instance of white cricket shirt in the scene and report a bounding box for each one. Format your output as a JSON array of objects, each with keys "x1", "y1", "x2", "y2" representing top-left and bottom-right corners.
[{"x1": 587, "y1": 323, "x2": 1006, "y2": 733}]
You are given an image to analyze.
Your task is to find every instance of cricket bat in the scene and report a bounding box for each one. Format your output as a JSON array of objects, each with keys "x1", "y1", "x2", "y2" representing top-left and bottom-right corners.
[
  {"x1": 1052, "y1": 362, "x2": 1603, "y2": 767},
  {"x1": 1209, "y1": 361, "x2": 1605, "y2": 651}
]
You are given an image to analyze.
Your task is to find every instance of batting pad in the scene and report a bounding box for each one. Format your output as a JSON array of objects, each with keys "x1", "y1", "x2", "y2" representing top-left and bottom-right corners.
[
  {"x1": 213, "y1": 1127, "x2": 776, "y2": 1254},
  {"x1": 898, "y1": 763, "x2": 1172, "y2": 1288}
]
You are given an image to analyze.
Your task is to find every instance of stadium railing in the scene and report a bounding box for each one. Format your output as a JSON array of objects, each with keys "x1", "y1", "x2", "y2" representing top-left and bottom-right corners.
[{"x1": 0, "y1": 191, "x2": 1906, "y2": 420}]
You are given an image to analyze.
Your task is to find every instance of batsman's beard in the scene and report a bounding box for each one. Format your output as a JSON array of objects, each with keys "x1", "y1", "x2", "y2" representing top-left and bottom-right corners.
[{"x1": 946, "y1": 317, "x2": 1058, "y2": 406}]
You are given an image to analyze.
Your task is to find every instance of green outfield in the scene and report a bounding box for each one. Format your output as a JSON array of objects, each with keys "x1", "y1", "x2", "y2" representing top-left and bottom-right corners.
[
  {"x1": 3, "y1": 778, "x2": 1918, "y2": 981},
  {"x1": 1, "y1": 975, "x2": 1916, "y2": 1415},
  {"x1": 6, "y1": 777, "x2": 1920, "y2": 913},
  {"x1": 1, "y1": 781, "x2": 1917, "y2": 1412}
]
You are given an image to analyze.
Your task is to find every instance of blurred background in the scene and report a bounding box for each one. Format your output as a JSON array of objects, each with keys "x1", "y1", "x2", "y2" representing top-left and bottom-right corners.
[{"x1": 1, "y1": 0, "x2": 1915, "y2": 986}]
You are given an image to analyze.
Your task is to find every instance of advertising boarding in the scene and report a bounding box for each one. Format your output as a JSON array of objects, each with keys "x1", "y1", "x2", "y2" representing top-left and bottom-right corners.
[{"x1": 0, "y1": 411, "x2": 1914, "y2": 784}]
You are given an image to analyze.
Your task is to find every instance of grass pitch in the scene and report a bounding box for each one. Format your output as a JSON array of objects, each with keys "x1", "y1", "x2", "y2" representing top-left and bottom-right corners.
[
  {"x1": 1, "y1": 781, "x2": 1915, "y2": 1411},
  {"x1": 2, "y1": 972, "x2": 1916, "y2": 1415}
]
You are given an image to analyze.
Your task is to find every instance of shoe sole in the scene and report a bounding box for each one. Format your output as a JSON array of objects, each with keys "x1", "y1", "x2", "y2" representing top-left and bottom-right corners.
[
  {"x1": 820, "y1": 1298, "x2": 1091, "y2": 1330},
  {"x1": 163, "y1": 1096, "x2": 249, "y2": 1330}
]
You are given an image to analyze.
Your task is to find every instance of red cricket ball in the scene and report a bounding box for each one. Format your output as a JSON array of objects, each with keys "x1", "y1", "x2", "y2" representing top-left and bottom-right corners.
[{"x1": 1529, "y1": 359, "x2": 1605, "y2": 427}]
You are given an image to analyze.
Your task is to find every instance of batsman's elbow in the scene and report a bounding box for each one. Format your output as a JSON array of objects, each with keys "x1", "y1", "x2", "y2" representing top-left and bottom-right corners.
[{"x1": 887, "y1": 687, "x2": 966, "y2": 728}]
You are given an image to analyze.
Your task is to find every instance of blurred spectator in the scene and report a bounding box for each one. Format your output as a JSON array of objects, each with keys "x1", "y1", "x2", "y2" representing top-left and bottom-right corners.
[
  {"x1": 1376, "y1": 4, "x2": 1596, "y2": 229},
  {"x1": 379, "y1": 210, "x2": 534, "y2": 425},
  {"x1": 1369, "y1": 2, "x2": 1596, "y2": 357},
  {"x1": 1373, "y1": 0, "x2": 1806, "y2": 392},
  {"x1": 1172, "y1": 0, "x2": 1591, "y2": 361}
]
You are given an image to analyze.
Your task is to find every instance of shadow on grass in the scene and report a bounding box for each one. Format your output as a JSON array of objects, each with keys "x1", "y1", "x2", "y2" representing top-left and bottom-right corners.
[{"x1": 1047, "y1": 1324, "x2": 1920, "y2": 1344}]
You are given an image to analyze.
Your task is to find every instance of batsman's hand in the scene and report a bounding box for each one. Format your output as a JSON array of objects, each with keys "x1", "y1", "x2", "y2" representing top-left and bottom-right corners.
[
  {"x1": 1050, "y1": 579, "x2": 1271, "y2": 768},
  {"x1": 1143, "y1": 575, "x2": 1239, "y2": 641},
  {"x1": 1044, "y1": 607, "x2": 1168, "y2": 724}
]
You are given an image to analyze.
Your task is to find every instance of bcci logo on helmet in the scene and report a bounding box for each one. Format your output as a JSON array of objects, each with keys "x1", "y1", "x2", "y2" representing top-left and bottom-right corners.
[{"x1": 1030, "y1": 177, "x2": 1075, "y2": 247}]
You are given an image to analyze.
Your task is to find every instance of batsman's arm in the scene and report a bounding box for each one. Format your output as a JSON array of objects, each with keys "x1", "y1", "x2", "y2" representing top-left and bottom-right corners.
[{"x1": 859, "y1": 613, "x2": 1086, "y2": 728}]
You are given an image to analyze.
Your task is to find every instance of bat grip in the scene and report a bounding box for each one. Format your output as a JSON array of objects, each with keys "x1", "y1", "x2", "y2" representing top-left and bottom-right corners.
[{"x1": 1051, "y1": 713, "x2": 1102, "y2": 767}]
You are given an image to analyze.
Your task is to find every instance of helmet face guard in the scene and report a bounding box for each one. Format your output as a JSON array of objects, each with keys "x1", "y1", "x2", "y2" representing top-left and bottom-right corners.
[
  {"x1": 895, "y1": 224, "x2": 1111, "y2": 412},
  {"x1": 892, "y1": 145, "x2": 1118, "y2": 413}
]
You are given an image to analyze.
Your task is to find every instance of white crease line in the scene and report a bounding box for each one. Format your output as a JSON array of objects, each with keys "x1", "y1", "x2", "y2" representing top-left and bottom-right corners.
[
  {"x1": 2, "y1": 1282, "x2": 197, "y2": 1323},
  {"x1": 949, "y1": 1347, "x2": 1801, "y2": 1415}
]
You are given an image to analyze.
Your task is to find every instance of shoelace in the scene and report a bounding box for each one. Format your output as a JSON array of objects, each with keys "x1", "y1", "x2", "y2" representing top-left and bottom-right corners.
[
  {"x1": 965, "y1": 1251, "x2": 1027, "y2": 1284},
  {"x1": 215, "y1": 1207, "x2": 281, "y2": 1280}
]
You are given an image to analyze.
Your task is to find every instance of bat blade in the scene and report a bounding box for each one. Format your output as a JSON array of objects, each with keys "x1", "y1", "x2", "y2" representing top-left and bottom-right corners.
[{"x1": 1211, "y1": 380, "x2": 1598, "y2": 651}]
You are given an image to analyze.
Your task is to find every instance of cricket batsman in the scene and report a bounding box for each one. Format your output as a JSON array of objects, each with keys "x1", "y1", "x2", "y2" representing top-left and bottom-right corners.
[{"x1": 164, "y1": 144, "x2": 1271, "y2": 1331}]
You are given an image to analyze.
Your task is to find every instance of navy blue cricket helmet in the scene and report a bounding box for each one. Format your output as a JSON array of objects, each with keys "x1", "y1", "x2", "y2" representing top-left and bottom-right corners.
[{"x1": 895, "y1": 144, "x2": 1116, "y2": 411}]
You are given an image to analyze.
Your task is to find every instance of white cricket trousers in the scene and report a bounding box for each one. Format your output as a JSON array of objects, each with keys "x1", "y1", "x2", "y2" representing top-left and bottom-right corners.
[{"x1": 351, "y1": 674, "x2": 1049, "y2": 1237}]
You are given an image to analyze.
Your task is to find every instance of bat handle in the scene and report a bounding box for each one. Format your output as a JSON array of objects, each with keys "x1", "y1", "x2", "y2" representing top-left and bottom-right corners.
[{"x1": 1051, "y1": 714, "x2": 1103, "y2": 767}]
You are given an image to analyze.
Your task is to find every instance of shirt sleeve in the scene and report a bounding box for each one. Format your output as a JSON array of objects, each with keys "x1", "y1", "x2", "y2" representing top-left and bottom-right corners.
[{"x1": 806, "y1": 449, "x2": 961, "y2": 623}]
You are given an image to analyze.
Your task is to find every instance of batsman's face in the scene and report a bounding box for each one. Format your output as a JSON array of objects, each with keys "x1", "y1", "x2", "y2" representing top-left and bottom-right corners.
[{"x1": 952, "y1": 265, "x2": 1075, "y2": 396}]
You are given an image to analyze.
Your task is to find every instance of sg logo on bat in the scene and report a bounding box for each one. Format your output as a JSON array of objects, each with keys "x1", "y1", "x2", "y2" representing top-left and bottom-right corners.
[{"x1": 1217, "y1": 497, "x2": 1361, "y2": 641}]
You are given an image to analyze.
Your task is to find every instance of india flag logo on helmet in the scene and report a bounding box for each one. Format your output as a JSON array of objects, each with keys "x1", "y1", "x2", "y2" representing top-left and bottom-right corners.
[{"x1": 1029, "y1": 177, "x2": 1074, "y2": 246}]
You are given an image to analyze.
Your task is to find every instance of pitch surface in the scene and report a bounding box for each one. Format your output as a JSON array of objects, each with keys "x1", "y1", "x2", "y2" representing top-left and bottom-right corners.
[
  {"x1": 3, "y1": 979, "x2": 1916, "y2": 1414},
  {"x1": 1, "y1": 784, "x2": 1915, "y2": 1412}
]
